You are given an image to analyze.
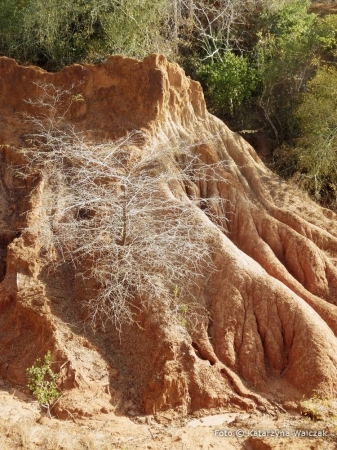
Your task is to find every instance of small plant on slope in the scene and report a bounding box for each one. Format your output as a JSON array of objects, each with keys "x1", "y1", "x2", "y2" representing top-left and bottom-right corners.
[{"x1": 26, "y1": 351, "x2": 60, "y2": 414}]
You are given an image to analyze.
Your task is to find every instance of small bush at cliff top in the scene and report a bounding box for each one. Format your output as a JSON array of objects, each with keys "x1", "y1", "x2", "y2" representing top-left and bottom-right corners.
[{"x1": 26, "y1": 351, "x2": 60, "y2": 410}]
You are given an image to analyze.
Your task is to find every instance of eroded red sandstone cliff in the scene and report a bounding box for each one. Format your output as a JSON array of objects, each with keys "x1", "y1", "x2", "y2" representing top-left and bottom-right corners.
[{"x1": 1, "y1": 55, "x2": 337, "y2": 418}]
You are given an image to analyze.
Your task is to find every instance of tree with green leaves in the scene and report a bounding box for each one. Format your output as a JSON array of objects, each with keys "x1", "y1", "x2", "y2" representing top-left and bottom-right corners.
[
  {"x1": 0, "y1": 0, "x2": 175, "y2": 70},
  {"x1": 294, "y1": 67, "x2": 337, "y2": 206},
  {"x1": 196, "y1": 52, "x2": 257, "y2": 117},
  {"x1": 252, "y1": 0, "x2": 317, "y2": 142}
]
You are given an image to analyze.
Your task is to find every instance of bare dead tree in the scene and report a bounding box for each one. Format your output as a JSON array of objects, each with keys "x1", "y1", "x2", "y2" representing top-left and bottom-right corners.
[
  {"x1": 19, "y1": 83, "x2": 229, "y2": 332},
  {"x1": 171, "y1": 0, "x2": 265, "y2": 60}
]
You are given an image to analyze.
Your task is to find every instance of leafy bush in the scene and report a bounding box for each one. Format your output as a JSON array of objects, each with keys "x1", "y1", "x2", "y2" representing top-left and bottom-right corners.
[
  {"x1": 196, "y1": 52, "x2": 257, "y2": 117},
  {"x1": 294, "y1": 67, "x2": 337, "y2": 205},
  {"x1": 0, "y1": 0, "x2": 174, "y2": 70},
  {"x1": 26, "y1": 351, "x2": 60, "y2": 410},
  {"x1": 253, "y1": 0, "x2": 317, "y2": 141}
]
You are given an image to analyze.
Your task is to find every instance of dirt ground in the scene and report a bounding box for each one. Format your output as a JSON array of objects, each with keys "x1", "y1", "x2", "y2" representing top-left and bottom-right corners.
[{"x1": 1, "y1": 383, "x2": 336, "y2": 450}]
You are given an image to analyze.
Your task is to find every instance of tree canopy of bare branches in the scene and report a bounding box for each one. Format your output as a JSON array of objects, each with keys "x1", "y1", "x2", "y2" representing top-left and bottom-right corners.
[{"x1": 20, "y1": 83, "x2": 229, "y2": 331}]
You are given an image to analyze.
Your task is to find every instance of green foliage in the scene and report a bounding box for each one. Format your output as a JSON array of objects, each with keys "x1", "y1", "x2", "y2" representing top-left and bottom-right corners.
[
  {"x1": 99, "y1": 0, "x2": 171, "y2": 59},
  {"x1": 314, "y1": 14, "x2": 337, "y2": 56},
  {"x1": 0, "y1": 0, "x2": 172, "y2": 70},
  {"x1": 180, "y1": 304, "x2": 188, "y2": 327},
  {"x1": 26, "y1": 351, "x2": 60, "y2": 408},
  {"x1": 294, "y1": 67, "x2": 337, "y2": 204},
  {"x1": 196, "y1": 53, "x2": 257, "y2": 117},
  {"x1": 260, "y1": 0, "x2": 312, "y2": 37},
  {"x1": 253, "y1": 0, "x2": 337, "y2": 143},
  {"x1": 253, "y1": 0, "x2": 318, "y2": 141},
  {"x1": 192, "y1": 0, "x2": 334, "y2": 136}
]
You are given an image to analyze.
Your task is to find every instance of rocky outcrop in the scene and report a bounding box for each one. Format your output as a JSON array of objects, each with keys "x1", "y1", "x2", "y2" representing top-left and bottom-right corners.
[{"x1": 1, "y1": 54, "x2": 337, "y2": 417}]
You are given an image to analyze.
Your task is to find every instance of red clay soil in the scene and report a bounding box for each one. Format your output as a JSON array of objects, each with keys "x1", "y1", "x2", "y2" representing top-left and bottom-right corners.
[{"x1": 0, "y1": 55, "x2": 337, "y2": 429}]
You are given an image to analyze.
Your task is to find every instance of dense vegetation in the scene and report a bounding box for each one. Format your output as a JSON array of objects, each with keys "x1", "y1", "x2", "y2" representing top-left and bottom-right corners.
[{"x1": 1, "y1": 0, "x2": 337, "y2": 208}]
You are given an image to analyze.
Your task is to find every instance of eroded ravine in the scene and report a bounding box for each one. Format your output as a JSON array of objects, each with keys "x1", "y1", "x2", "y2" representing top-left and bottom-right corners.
[{"x1": 0, "y1": 55, "x2": 337, "y2": 419}]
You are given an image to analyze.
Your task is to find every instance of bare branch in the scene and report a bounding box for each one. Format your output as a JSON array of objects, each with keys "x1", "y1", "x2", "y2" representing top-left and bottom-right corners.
[{"x1": 18, "y1": 83, "x2": 230, "y2": 333}]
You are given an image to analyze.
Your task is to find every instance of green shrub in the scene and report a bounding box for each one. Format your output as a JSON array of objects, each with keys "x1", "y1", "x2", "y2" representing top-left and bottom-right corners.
[
  {"x1": 294, "y1": 67, "x2": 337, "y2": 205},
  {"x1": 26, "y1": 351, "x2": 60, "y2": 410},
  {"x1": 196, "y1": 52, "x2": 257, "y2": 118},
  {"x1": 0, "y1": 0, "x2": 172, "y2": 70},
  {"x1": 253, "y1": 0, "x2": 317, "y2": 141}
]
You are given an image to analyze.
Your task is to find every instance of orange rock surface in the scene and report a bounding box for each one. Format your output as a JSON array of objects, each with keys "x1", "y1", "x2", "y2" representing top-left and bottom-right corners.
[{"x1": 1, "y1": 54, "x2": 337, "y2": 419}]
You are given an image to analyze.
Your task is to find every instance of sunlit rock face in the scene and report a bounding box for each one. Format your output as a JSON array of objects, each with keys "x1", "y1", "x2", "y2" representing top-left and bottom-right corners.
[{"x1": 0, "y1": 54, "x2": 337, "y2": 417}]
